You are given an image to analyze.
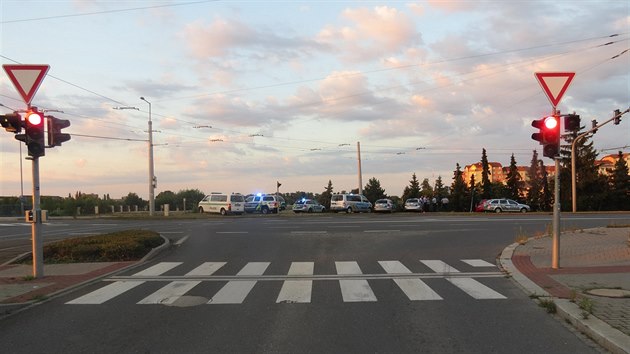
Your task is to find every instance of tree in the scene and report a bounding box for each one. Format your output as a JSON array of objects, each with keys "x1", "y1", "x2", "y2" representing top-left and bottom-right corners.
[
  {"x1": 480, "y1": 148, "x2": 492, "y2": 199},
  {"x1": 401, "y1": 173, "x2": 421, "y2": 202},
  {"x1": 505, "y1": 154, "x2": 522, "y2": 200},
  {"x1": 176, "y1": 189, "x2": 205, "y2": 211},
  {"x1": 608, "y1": 151, "x2": 630, "y2": 210},
  {"x1": 363, "y1": 177, "x2": 386, "y2": 203},
  {"x1": 540, "y1": 160, "x2": 552, "y2": 211},
  {"x1": 123, "y1": 192, "x2": 145, "y2": 209},
  {"x1": 420, "y1": 178, "x2": 433, "y2": 197},
  {"x1": 526, "y1": 150, "x2": 543, "y2": 211},
  {"x1": 559, "y1": 126, "x2": 607, "y2": 211},
  {"x1": 468, "y1": 173, "x2": 478, "y2": 212},
  {"x1": 156, "y1": 190, "x2": 177, "y2": 211},
  {"x1": 451, "y1": 163, "x2": 467, "y2": 212},
  {"x1": 433, "y1": 176, "x2": 447, "y2": 197},
  {"x1": 318, "y1": 180, "x2": 334, "y2": 210}
]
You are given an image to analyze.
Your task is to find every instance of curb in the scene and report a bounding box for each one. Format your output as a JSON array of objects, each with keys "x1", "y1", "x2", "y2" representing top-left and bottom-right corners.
[
  {"x1": 499, "y1": 241, "x2": 630, "y2": 354},
  {"x1": 0, "y1": 234, "x2": 171, "y2": 319}
]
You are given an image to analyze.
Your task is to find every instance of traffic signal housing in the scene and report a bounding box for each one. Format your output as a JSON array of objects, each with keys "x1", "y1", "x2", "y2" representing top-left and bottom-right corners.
[
  {"x1": 47, "y1": 116, "x2": 71, "y2": 147},
  {"x1": 564, "y1": 114, "x2": 580, "y2": 132},
  {"x1": 17, "y1": 109, "x2": 46, "y2": 158},
  {"x1": 531, "y1": 115, "x2": 560, "y2": 159},
  {"x1": 1, "y1": 112, "x2": 23, "y2": 133}
]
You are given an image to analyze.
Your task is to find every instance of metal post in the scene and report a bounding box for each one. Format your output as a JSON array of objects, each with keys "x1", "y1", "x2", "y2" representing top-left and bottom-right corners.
[
  {"x1": 140, "y1": 97, "x2": 155, "y2": 216},
  {"x1": 551, "y1": 156, "x2": 561, "y2": 269},
  {"x1": 31, "y1": 157, "x2": 43, "y2": 278},
  {"x1": 357, "y1": 142, "x2": 363, "y2": 195}
]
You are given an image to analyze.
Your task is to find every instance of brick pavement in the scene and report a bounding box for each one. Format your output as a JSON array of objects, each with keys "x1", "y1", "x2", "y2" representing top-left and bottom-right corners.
[{"x1": 511, "y1": 226, "x2": 630, "y2": 340}]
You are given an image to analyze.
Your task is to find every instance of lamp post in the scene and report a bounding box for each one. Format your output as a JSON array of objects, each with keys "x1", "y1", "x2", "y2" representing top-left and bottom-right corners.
[{"x1": 140, "y1": 97, "x2": 155, "y2": 216}]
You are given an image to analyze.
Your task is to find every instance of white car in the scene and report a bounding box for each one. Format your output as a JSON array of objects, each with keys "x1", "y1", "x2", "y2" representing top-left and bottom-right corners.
[
  {"x1": 374, "y1": 199, "x2": 395, "y2": 213},
  {"x1": 198, "y1": 193, "x2": 245, "y2": 215}
]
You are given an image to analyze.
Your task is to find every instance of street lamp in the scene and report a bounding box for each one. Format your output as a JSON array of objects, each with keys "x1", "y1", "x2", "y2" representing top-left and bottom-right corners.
[{"x1": 140, "y1": 97, "x2": 155, "y2": 216}]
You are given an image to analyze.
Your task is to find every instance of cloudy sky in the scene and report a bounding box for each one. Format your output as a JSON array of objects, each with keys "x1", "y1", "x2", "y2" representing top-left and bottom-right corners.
[{"x1": 1, "y1": 1, "x2": 628, "y2": 200}]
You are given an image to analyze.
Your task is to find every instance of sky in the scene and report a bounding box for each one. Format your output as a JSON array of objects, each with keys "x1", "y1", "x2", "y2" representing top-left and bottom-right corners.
[{"x1": 1, "y1": 0, "x2": 629, "y2": 200}]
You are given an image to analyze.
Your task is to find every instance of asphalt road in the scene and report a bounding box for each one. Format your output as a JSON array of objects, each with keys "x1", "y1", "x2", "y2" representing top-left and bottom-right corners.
[{"x1": 1, "y1": 212, "x2": 628, "y2": 353}]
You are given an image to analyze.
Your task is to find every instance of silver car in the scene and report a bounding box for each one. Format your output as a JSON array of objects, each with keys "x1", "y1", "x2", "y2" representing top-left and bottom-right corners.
[
  {"x1": 483, "y1": 198, "x2": 530, "y2": 213},
  {"x1": 374, "y1": 199, "x2": 395, "y2": 213},
  {"x1": 293, "y1": 199, "x2": 326, "y2": 213},
  {"x1": 404, "y1": 198, "x2": 423, "y2": 212}
]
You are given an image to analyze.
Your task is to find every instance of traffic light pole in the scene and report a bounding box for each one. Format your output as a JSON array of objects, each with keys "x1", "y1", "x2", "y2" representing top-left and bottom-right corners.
[
  {"x1": 31, "y1": 157, "x2": 44, "y2": 278},
  {"x1": 551, "y1": 108, "x2": 560, "y2": 269},
  {"x1": 552, "y1": 156, "x2": 560, "y2": 269}
]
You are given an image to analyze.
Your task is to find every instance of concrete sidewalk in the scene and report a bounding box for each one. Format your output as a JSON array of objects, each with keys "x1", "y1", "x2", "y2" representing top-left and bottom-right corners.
[{"x1": 500, "y1": 226, "x2": 630, "y2": 354}]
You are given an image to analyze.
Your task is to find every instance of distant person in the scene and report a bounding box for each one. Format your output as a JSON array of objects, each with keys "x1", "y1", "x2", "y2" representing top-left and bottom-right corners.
[{"x1": 441, "y1": 197, "x2": 449, "y2": 211}]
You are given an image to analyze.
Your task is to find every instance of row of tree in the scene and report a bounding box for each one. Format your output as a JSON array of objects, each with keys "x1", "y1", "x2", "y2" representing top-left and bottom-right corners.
[{"x1": 1, "y1": 125, "x2": 627, "y2": 216}]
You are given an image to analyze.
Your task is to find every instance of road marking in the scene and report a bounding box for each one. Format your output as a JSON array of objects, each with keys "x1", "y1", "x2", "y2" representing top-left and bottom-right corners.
[
  {"x1": 291, "y1": 231, "x2": 328, "y2": 235},
  {"x1": 379, "y1": 261, "x2": 442, "y2": 300},
  {"x1": 216, "y1": 231, "x2": 248, "y2": 234},
  {"x1": 67, "y1": 262, "x2": 182, "y2": 304},
  {"x1": 276, "y1": 262, "x2": 314, "y2": 303},
  {"x1": 446, "y1": 278, "x2": 506, "y2": 299},
  {"x1": 173, "y1": 236, "x2": 189, "y2": 246},
  {"x1": 138, "y1": 262, "x2": 225, "y2": 305},
  {"x1": 209, "y1": 262, "x2": 270, "y2": 304},
  {"x1": 363, "y1": 230, "x2": 400, "y2": 233},
  {"x1": 336, "y1": 261, "x2": 377, "y2": 302},
  {"x1": 421, "y1": 260, "x2": 506, "y2": 299},
  {"x1": 462, "y1": 259, "x2": 496, "y2": 267}
]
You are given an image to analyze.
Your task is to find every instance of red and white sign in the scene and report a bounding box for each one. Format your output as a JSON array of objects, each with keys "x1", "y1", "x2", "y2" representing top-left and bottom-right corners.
[
  {"x1": 535, "y1": 72, "x2": 575, "y2": 108},
  {"x1": 2, "y1": 64, "x2": 50, "y2": 106}
]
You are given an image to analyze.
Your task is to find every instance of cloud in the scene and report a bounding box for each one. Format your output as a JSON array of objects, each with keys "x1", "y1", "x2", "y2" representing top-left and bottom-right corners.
[{"x1": 317, "y1": 6, "x2": 422, "y2": 62}]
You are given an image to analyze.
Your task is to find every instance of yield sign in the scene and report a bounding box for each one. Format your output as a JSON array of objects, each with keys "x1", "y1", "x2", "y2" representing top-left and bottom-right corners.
[
  {"x1": 2, "y1": 64, "x2": 50, "y2": 105},
  {"x1": 535, "y1": 72, "x2": 575, "y2": 108}
]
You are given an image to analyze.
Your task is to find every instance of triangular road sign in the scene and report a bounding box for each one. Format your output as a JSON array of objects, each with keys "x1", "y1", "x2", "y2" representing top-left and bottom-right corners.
[
  {"x1": 2, "y1": 64, "x2": 50, "y2": 105},
  {"x1": 535, "y1": 72, "x2": 575, "y2": 108}
]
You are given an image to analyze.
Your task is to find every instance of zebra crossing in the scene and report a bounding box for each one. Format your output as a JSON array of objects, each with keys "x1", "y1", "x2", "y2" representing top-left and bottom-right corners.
[{"x1": 66, "y1": 259, "x2": 507, "y2": 305}]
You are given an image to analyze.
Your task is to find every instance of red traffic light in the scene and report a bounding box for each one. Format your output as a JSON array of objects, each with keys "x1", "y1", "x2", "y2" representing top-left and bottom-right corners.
[
  {"x1": 531, "y1": 115, "x2": 560, "y2": 159},
  {"x1": 26, "y1": 111, "x2": 43, "y2": 126}
]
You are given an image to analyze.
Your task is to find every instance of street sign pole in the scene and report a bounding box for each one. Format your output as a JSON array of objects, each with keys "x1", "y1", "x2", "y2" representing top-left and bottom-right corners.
[
  {"x1": 3, "y1": 65, "x2": 50, "y2": 278},
  {"x1": 31, "y1": 155, "x2": 44, "y2": 277},
  {"x1": 535, "y1": 73, "x2": 575, "y2": 270},
  {"x1": 552, "y1": 107, "x2": 561, "y2": 269}
]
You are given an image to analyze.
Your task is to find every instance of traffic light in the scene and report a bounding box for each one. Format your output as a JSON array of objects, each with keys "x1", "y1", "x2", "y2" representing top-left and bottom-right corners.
[
  {"x1": 47, "y1": 116, "x2": 71, "y2": 146},
  {"x1": 1, "y1": 112, "x2": 22, "y2": 133},
  {"x1": 613, "y1": 109, "x2": 621, "y2": 125},
  {"x1": 17, "y1": 109, "x2": 46, "y2": 158},
  {"x1": 531, "y1": 115, "x2": 560, "y2": 158},
  {"x1": 564, "y1": 114, "x2": 580, "y2": 132}
]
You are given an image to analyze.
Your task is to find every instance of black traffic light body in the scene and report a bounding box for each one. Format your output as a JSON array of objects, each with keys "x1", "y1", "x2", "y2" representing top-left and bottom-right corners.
[
  {"x1": 16, "y1": 110, "x2": 46, "y2": 158},
  {"x1": 47, "y1": 116, "x2": 71, "y2": 147},
  {"x1": 1, "y1": 112, "x2": 23, "y2": 133},
  {"x1": 564, "y1": 114, "x2": 580, "y2": 132},
  {"x1": 531, "y1": 115, "x2": 560, "y2": 159}
]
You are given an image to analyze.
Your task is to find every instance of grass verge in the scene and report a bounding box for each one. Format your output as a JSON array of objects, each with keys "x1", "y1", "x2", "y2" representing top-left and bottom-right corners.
[{"x1": 17, "y1": 229, "x2": 163, "y2": 264}]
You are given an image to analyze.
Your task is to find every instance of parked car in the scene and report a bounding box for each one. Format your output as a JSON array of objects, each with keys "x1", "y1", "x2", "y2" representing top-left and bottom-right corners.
[
  {"x1": 483, "y1": 198, "x2": 530, "y2": 213},
  {"x1": 475, "y1": 199, "x2": 489, "y2": 212},
  {"x1": 330, "y1": 194, "x2": 372, "y2": 213},
  {"x1": 293, "y1": 199, "x2": 326, "y2": 213},
  {"x1": 198, "y1": 193, "x2": 245, "y2": 215},
  {"x1": 404, "y1": 198, "x2": 422, "y2": 212},
  {"x1": 374, "y1": 199, "x2": 395, "y2": 213},
  {"x1": 244, "y1": 194, "x2": 281, "y2": 214}
]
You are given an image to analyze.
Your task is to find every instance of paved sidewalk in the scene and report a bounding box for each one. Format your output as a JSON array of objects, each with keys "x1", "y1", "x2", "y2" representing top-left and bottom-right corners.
[{"x1": 500, "y1": 226, "x2": 630, "y2": 354}]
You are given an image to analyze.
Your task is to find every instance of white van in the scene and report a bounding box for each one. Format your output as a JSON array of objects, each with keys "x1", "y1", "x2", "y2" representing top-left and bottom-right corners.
[
  {"x1": 198, "y1": 193, "x2": 245, "y2": 215},
  {"x1": 330, "y1": 194, "x2": 372, "y2": 213}
]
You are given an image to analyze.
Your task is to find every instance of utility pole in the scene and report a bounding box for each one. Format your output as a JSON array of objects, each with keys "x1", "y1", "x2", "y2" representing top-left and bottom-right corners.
[
  {"x1": 357, "y1": 142, "x2": 363, "y2": 195},
  {"x1": 140, "y1": 97, "x2": 155, "y2": 216}
]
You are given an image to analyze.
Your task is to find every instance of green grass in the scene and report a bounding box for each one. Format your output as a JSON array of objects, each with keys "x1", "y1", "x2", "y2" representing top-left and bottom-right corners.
[{"x1": 18, "y1": 229, "x2": 163, "y2": 264}]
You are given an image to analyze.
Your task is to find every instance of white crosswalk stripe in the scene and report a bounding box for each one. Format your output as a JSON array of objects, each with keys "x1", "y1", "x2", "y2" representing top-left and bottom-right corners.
[
  {"x1": 67, "y1": 262, "x2": 182, "y2": 304},
  {"x1": 420, "y1": 260, "x2": 506, "y2": 300},
  {"x1": 209, "y1": 262, "x2": 270, "y2": 304},
  {"x1": 276, "y1": 262, "x2": 314, "y2": 303},
  {"x1": 336, "y1": 261, "x2": 377, "y2": 302},
  {"x1": 379, "y1": 261, "x2": 442, "y2": 300},
  {"x1": 138, "y1": 262, "x2": 226, "y2": 305},
  {"x1": 66, "y1": 259, "x2": 506, "y2": 305}
]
